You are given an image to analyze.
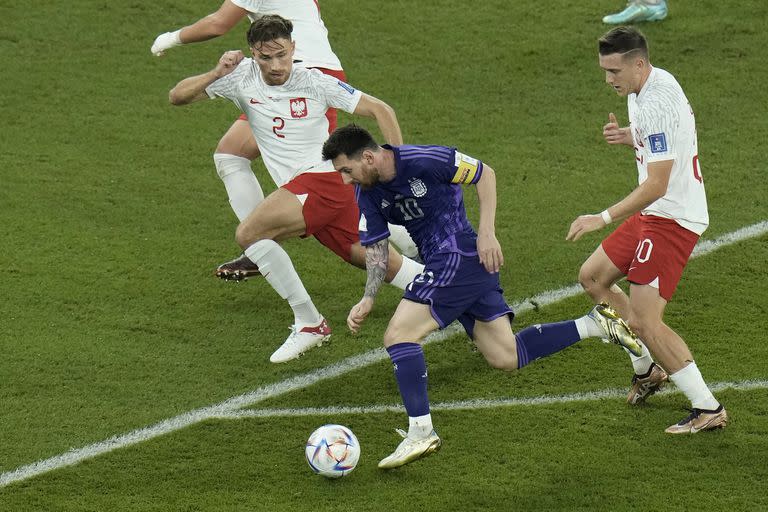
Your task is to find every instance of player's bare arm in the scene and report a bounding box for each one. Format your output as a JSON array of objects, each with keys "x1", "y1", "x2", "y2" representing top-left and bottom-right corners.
[
  {"x1": 151, "y1": 0, "x2": 247, "y2": 56},
  {"x1": 475, "y1": 164, "x2": 504, "y2": 273},
  {"x1": 566, "y1": 159, "x2": 673, "y2": 241},
  {"x1": 347, "y1": 238, "x2": 389, "y2": 333},
  {"x1": 603, "y1": 112, "x2": 633, "y2": 146},
  {"x1": 353, "y1": 95, "x2": 403, "y2": 145},
  {"x1": 169, "y1": 50, "x2": 244, "y2": 105}
]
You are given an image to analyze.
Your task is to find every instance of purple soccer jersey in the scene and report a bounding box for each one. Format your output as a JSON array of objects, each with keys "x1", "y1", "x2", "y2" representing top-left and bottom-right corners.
[
  {"x1": 356, "y1": 144, "x2": 513, "y2": 337},
  {"x1": 355, "y1": 144, "x2": 484, "y2": 261}
]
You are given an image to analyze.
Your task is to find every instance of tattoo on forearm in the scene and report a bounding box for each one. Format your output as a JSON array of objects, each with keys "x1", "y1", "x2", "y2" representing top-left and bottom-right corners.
[{"x1": 364, "y1": 239, "x2": 389, "y2": 298}]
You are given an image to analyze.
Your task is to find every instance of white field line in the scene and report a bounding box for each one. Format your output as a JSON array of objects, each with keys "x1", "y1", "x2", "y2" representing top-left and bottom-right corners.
[
  {"x1": 1, "y1": 220, "x2": 766, "y2": 488},
  {"x1": 213, "y1": 379, "x2": 768, "y2": 419}
]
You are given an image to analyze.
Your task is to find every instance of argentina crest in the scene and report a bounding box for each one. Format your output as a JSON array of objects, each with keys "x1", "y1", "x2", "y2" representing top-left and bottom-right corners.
[{"x1": 409, "y1": 178, "x2": 427, "y2": 197}]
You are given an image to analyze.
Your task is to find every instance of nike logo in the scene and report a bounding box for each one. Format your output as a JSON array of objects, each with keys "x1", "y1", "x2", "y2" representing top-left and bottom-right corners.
[
  {"x1": 249, "y1": 98, "x2": 262, "y2": 104},
  {"x1": 629, "y1": 266, "x2": 637, "y2": 271}
]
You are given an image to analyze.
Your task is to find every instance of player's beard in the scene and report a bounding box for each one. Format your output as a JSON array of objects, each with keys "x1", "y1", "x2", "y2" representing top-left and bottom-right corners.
[{"x1": 263, "y1": 70, "x2": 289, "y2": 86}]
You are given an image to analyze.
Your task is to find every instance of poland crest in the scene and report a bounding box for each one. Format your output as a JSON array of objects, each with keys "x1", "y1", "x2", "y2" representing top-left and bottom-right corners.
[
  {"x1": 409, "y1": 178, "x2": 427, "y2": 197},
  {"x1": 289, "y1": 97, "x2": 308, "y2": 118}
]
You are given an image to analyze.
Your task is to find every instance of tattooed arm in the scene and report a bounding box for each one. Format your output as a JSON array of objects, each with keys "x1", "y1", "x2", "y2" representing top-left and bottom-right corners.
[
  {"x1": 347, "y1": 238, "x2": 389, "y2": 333},
  {"x1": 363, "y1": 239, "x2": 389, "y2": 298}
]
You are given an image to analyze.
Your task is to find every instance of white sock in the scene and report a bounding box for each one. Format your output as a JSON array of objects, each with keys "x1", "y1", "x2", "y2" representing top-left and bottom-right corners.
[
  {"x1": 408, "y1": 413, "x2": 433, "y2": 439},
  {"x1": 387, "y1": 224, "x2": 419, "y2": 259},
  {"x1": 243, "y1": 239, "x2": 322, "y2": 327},
  {"x1": 574, "y1": 315, "x2": 605, "y2": 339},
  {"x1": 624, "y1": 340, "x2": 654, "y2": 375},
  {"x1": 669, "y1": 362, "x2": 720, "y2": 410},
  {"x1": 214, "y1": 153, "x2": 264, "y2": 221},
  {"x1": 390, "y1": 256, "x2": 424, "y2": 290}
]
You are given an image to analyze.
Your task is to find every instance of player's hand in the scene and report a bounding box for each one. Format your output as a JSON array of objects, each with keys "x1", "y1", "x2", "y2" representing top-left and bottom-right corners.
[
  {"x1": 151, "y1": 30, "x2": 182, "y2": 56},
  {"x1": 214, "y1": 50, "x2": 245, "y2": 78},
  {"x1": 477, "y1": 232, "x2": 504, "y2": 273},
  {"x1": 347, "y1": 297, "x2": 374, "y2": 334},
  {"x1": 603, "y1": 112, "x2": 632, "y2": 145},
  {"x1": 566, "y1": 214, "x2": 606, "y2": 241}
]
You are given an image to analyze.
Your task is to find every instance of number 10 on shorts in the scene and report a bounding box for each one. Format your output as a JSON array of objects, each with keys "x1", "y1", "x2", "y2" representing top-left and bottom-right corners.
[{"x1": 634, "y1": 238, "x2": 653, "y2": 263}]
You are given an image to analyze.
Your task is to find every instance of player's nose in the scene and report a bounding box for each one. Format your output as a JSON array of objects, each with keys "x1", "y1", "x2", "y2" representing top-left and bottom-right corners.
[{"x1": 341, "y1": 173, "x2": 353, "y2": 185}]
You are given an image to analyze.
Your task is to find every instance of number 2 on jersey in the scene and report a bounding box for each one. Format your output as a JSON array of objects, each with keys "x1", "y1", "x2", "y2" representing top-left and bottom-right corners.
[{"x1": 272, "y1": 117, "x2": 285, "y2": 139}]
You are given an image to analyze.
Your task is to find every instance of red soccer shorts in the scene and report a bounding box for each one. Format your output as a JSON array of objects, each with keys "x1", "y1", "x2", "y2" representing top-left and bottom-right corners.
[
  {"x1": 282, "y1": 170, "x2": 359, "y2": 262},
  {"x1": 237, "y1": 67, "x2": 347, "y2": 132},
  {"x1": 601, "y1": 213, "x2": 699, "y2": 301}
]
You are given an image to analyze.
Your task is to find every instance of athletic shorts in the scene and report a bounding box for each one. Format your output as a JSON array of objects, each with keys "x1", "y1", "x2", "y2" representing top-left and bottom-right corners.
[
  {"x1": 237, "y1": 67, "x2": 347, "y2": 133},
  {"x1": 404, "y1": 242, "x2": 514, "y2": 339},
  {"x1": 602, "y1": 212, "x2": 699, "y2": 301},
  {"x1": 282, "y1": 170, "x2": 359, "y2": 262}
]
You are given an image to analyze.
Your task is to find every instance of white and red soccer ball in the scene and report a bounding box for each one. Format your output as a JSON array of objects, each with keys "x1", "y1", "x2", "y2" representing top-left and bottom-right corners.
[{"x1": 305, "y1": 424, "x2": 360, "y2": 478}]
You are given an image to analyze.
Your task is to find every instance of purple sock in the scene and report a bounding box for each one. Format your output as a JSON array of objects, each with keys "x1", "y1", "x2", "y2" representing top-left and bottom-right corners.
[
  {"x1": 386, "y1": 342, "x2": 430, "y2": 417},
  {"x1": 515, "y1": 320, "x2": 581, "y2": 369}
]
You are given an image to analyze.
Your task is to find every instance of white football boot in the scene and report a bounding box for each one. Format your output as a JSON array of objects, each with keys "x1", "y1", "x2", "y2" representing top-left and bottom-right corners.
[
  {"x1": 269, "y1": 318, "x2": 331, "y2": 363},
  {"x1": 378, "y1": 428, "x2": 442, "y2": 469}
]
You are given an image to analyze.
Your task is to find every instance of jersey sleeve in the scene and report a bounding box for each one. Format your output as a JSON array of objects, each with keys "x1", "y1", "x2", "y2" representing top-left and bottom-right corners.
[
  {"x1": 229, "y1": 0, "x2": 262, "y2": 12},
  {"x1": 427, "y1": 147, "x2": 484, "y2": 185},
  {"x1": 355, "y1": 187, "x2": 390, "y2": 246},
  {"x1": 205, "y1": 59, "x2": 251, "y2": 111},
  {"x1": 308, "y1": 69, "x2": 363, "y2": 114},
  {"x1": 635, "y1": 99, "x2": 679, "y2": 163}
]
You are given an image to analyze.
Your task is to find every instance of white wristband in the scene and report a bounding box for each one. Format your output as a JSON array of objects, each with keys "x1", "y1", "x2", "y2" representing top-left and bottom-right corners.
[
  {"x1": 600, "y1": 209, "x2": 613, "y2": 225},
  {"x1": 151, "y1": 29, "x2": 183, "y2": 56},
  {"x1": 170, "y1": 29, "x2": 183, "y2": 46}
]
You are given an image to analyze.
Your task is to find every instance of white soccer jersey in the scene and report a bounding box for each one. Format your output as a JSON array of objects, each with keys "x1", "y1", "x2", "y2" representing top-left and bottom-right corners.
[
  {"x1": 206, "y1": 60, "x2": 362, "y2": 186},
  {"x1": 628, "y1": 67, "x2": 709, "y2": 235},
  {"x1": 231, "y1": 0, "x2": 342, "y2": 70}
]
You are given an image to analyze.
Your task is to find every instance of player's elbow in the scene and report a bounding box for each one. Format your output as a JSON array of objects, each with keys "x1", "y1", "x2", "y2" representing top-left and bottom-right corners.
[
  {"x1": 168, "y1": 88, "x2": 188, "y2": 106},
  {"x1": 371, "y1": 98, "x2": 396, "y2": 121}
]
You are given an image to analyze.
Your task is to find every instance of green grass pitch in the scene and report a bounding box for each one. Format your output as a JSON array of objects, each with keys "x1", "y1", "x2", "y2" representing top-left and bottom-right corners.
[{"x1": 1, "y1": 0, "x2": 767, "y2": 510}]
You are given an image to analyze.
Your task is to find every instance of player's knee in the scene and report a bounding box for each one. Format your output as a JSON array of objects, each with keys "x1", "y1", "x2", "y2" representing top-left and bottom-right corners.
[
  {"x1": 235, "y1": 220, "x2": 267, "y2": 248},
  {"x1": 215, "y1": 128, "x2": 260, "y2": 159},
  {"x1": 382, "y1": 320, "x2": 428, "y2": 347},
  {"x1": 578, "y1": 265, "x2": 605, "y2": 298},
  {"x1": 627, "y1": 313, "x2": 655, "y2": 342},
  {"x1": 382, "y1": 321, "x2": 409, "y2": 346},
  {"x1": 485, "y1": 352, "x2": 518, "y2": 372}
]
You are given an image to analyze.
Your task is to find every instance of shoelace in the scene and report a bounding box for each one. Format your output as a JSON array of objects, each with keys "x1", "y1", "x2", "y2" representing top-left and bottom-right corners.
[{"x1": 677, "y1": 408, "x2": 701, "y2": 425}]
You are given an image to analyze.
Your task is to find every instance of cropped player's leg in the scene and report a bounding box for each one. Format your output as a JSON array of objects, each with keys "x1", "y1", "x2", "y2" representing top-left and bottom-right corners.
[
  {"x1": 603, "y1": 0, "x2": 668, "y2": 24},
  {"x1": 471, "y1": 305, "x2": 640, "y2": 371},
  {"x1": 348, "y1": 241, "x2": 424, "y2": 290},
  {"x1": 213, "y1": 118, "x2": 265, "y2": 281},
  {"x1": 215, "y1": 118, "x2": 264, "y2": 220},
  {"x1": 626, "y1": 284, "x2": 726, "y2": 433},
  {"x1": 581, "y1": 220, "x2": 662, "y2": 402},
  {"x1": 378, "y1": 300, "x2": 442, "y2": 469},
  {"x1": 386, "y1": 223, "x2": 420, "y2": 260},
  {"x1": 235, "y1": 189, "x2": 329, "y2": 363},
  {"x1": 580, "y1": 246, "x2": 657, "y2": 369}
]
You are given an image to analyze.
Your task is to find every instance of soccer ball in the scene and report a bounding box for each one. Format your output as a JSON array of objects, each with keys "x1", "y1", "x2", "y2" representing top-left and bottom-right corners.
[{"x1": 305, "y1": 424, "x2": 360, "y2": 478}]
